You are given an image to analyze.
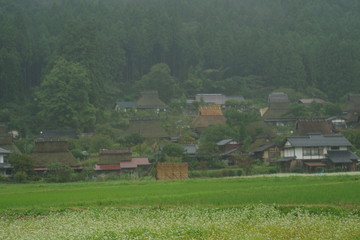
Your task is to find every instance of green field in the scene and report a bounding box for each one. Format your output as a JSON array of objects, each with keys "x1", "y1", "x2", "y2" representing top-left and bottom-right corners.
[
  {"x1": 1, "y1": 174, "x2": 360, "y2": 211},
  {"x1": 1, "y1": 174, "x2": 360, "y2": 239}
]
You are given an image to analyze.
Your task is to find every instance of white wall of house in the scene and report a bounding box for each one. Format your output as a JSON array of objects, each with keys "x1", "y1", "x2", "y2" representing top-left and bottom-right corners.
[
  {"x1": 284, "y1": 146, "x2": 349, "y2": 160},
  {"x1": 0, "y1": 155, "x2": 4, "y2": 164}
]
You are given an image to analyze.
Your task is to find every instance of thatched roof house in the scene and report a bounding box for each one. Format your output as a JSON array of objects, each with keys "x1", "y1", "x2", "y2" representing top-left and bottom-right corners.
[
  {"x1": 0, "y1": 146, "x2": 12, "y2": 176},
  {"x1": 343, "y1": 93, "x2": 360, "y2": 125},
  {"x1": 124, "y1": 117, "x2": 169, "y2": 138},
  {"x1": 95, "y1": 149, "x2": 150, "y2": 172},
  {"x1": 192, "y1": 105, "x2": 226, "y2": 132},
  {"x1": 98, "y1": 149, "x2": 132, "y2": 164},
  {"x1": 295, "y1": 118, "x2": 333, "y2": 136},
  {"x1": 136, "y1": 91, "x2": 168, "y2": 111},
  {"x1": 261, "y1": 92, "x2": 295, "y2": 126},
  {"x1": 37, "y1": 129, "x2": 78, "y2": 140},
  {"x1": 30, "y1": 140, "x2": 79, "y2": 170},
  {"x1": 0, "y1": 125, "x2": 21, "y2": 154}
]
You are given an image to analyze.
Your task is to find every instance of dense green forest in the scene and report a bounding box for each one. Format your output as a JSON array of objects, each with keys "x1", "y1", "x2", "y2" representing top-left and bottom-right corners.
[{"x1": 1, "y1": 0, "x2": 360, "y2": 133}]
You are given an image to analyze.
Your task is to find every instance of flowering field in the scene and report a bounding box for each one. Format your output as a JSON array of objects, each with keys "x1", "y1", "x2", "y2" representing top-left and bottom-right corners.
[{"x1": 1, "y1": 206, "x2": 360, "y2": 239}]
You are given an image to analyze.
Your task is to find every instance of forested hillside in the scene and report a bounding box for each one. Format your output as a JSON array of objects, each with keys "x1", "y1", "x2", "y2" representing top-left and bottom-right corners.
[{"x1": 1, "y1": 0, "x2": 360, "y2": 133}]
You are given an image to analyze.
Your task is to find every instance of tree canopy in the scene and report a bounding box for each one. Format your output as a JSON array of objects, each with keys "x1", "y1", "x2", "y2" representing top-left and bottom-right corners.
[{"x1": 1, "y1": 0, "x2": 360, "y2": 132}]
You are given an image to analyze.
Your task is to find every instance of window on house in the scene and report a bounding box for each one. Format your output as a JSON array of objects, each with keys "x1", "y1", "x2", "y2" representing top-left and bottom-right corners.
[
  {"x1": 303, "y1": 147, "x2": 323, "y2": 156},
  {"x1": 331, "y1": 146, "x2": 339, "y2": 150}
]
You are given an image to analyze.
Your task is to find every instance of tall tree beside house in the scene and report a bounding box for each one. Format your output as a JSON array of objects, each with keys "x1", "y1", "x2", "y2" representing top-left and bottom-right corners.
[
  {"x1": 9, "y1": 154, "x2": 33, "y2": 182},
  {"x1": 36, "y1": 57, "x2": 96, "y2": 132},
  {"x1": 138, "y1": 63, "x2": 178, "y2": 104}
]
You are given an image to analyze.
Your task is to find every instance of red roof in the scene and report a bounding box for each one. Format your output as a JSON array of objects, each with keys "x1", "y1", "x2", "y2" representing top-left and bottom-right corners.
[
  {"x1": 95, "y1": 164, "x2": 121, "y2": 170},
  {"x1": 120, "y1": 161, "x2": 138, "y2": 169},
  {"x1": 94, "y1": 157, "x2": 150, "y2": 170},
  {"x1": 132, "y1": 157, "x2": 150, "y2": 166},
  {"x1": 34, "y1": 166, "x2": 82, "y2": 171}
]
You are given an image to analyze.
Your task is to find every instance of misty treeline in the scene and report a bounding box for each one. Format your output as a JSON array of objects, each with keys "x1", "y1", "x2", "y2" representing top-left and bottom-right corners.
[{"x1": 0, "y1": 0, "x2": 360, "y2": 133}]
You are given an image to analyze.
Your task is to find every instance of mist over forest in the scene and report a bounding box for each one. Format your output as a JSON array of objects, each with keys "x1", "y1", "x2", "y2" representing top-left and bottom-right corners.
[{"x1": 1, "y1": 0, "x2": 360, "y2": 133}]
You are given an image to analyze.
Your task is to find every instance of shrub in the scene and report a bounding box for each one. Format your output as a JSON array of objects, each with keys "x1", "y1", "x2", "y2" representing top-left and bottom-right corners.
[
  {"x1": 0, "y1": 174, "x2": 9, "y2": 182},
  {"x1": 14, "y1": 171, "x2": 28, "y2": 183}
]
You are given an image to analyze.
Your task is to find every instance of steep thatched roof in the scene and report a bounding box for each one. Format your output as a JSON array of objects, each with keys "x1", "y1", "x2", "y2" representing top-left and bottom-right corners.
[
  {"x1": 344, "y1": 93, "x2": 360, "y2": 112},
  {"x1": 343, "y1": 93, "x2": 360, "y2": 123},
  {"x1": 124, "y1": 117, "x2": 169, "y2": 138},
  {"x1": 295, "y1": 118, "x2": 333, "y2": 136},
  {"x1": 37, "y1": 129, "x2": 78, "y2": 140},
  {"x1": 0, "y1": 129, "x2": 21, "y2": 154},
  {"x1": 30, "y1": 140, "x2": 78, "y2": 168},
  {"x1": 193, "y1": 105, "x2": 226, "y2": 132},
  {"x1": 98, "y1": 149, "x2": 132, "y2": 164},
  {"x1": 262, "y1": 101, "x2": 293, "y2": 120},
  {"x1": 136, "y1": 91, "x2": 167, "y2": 109}
]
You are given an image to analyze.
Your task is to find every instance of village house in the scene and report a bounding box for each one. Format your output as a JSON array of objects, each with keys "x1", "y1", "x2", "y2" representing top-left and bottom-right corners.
[
  {"x1": 0, "y1": 125, "x2": 21, "y2": 154},
  {"x1": 192, "y1": 105, "x2": 226, "y2": 133},
  {"x1": 37, "y1": 129, "x2": 78, "y2": 140},
  {"x1": 94, "y1": 149, "x2": 150, "y2": 174},
  {"x1": 182, "y1": 144, "x2": 198, "y2": 159},
  {"x1": 260, "y1": 92, "x2": 296, "y2": 127},
  {"x1": 29, "y1": 139, "x2": 80, "y2": 172},
  {"x1": 250, "y1": 142, "x2": 282, "y2": 163},
  {"x1": 124, "y1": 117, "x2": 169, "y2": 139},
  {"x1": 194, "y1": 94, "x2": 244, "y2": 105},
  {"x1": 136, "y1": 91, "x2": 168, "y2": 113},
  {"x1": 217, "y1": 138, "x2": 241, "y2": 164},
  {"x1": 326, "y1": 116, "x2": 347, "y2": 132},
  {"x1": 217, "y1": 139, "x2": 241, "y2": 155},
  {"x1": 294, "y1": 118, "x2": 333, "y2": 136},
  {"x1": 0, "y1": 147, "x2": 12, "y2": 177},
  {"x1": 277, "y1": 134, "x2": 359, "y2": 173},
  {"x1": 343, "y1": 93, "x2": 360, "y2": 127},
  {"x1": 114, "y1": 101, "x2": 137, "y2": 112}
]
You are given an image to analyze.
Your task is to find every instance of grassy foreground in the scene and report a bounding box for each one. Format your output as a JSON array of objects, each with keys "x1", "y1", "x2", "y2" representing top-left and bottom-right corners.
[{"x1": 1, "y1": 174, "x2": 360, "y2": 239}]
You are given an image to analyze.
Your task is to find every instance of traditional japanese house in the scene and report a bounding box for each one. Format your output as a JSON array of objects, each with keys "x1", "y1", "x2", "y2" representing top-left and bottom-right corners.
[
  {"x1": 136, "y1": 91, "x2": 168, "y2": 113},
  {"x1": 277, "y1": 134, "x2": 358, "y2": 173},
  {"x1": 124, "y1": 117, "x2": 169, "y2": 138},
  {"x1": 192, "y1": 105, "x2": 226, "y2": 133},
  {"x1": 30, "y1": 140, "x2": 80, "y2": 172}
]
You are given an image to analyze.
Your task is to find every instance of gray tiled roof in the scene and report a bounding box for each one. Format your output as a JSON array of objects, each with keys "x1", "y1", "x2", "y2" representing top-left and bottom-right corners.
[
  {"x1": 182, "y1": 144, "x2": 198, "y2": 154},
  {"x1": 277, "y1": 156, "x2": 296, "y2": 162},
  {"x1": 0, "y1": 147, "x2": 11, "y2": 154},
  {"x1": 286, "y1": 134, "x2": 352, "y2": 147},
  {"x1": 268, "y1": 92, "x2": 289, "y2": 103},
  {"x1": 251, "y1": 143, "x2": 276, "y2": 153},
  {"x1": 115, "y1": 101, "x2": 137, "y2": 108},
  {"x1": 216, "y1": 139, "x2": 234, "y2": 146},
  {"x1": 326, "y1": 150, "x2": 359, "y2": 163}
]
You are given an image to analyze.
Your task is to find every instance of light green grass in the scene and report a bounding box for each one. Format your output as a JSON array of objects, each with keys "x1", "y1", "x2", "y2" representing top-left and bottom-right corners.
[{"x1": 1, "y1": 174, "x2": 360, "y2": 212}]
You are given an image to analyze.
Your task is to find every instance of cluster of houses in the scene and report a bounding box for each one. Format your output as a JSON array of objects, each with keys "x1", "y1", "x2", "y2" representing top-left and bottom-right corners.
[{"x1": 0, "y1": 91, "x2": 359, "y2": 178}]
